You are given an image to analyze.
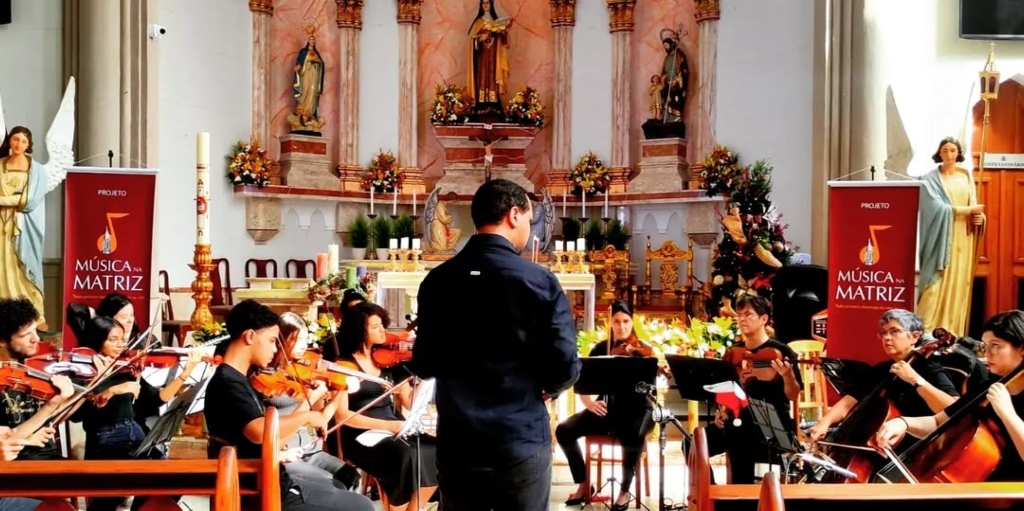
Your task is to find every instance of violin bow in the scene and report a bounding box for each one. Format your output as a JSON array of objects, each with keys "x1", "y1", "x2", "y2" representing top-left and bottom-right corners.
[
  {"x1": 312, "y1": 375, "x2": 414, "y2": 444},
  {"x1": 276, "y1": 338, "x2": 318, "y2": 413}
]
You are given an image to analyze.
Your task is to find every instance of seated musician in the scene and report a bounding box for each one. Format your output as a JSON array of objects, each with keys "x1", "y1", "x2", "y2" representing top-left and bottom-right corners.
[
  {"x1": 203, "y1": 299, "x2": 374, "y2": 511},
  {"x1": 875, "y1": 310, "x2": 1024, "y2": 481},
  {"x1": 556, "y1": 300, "x2": 655, "y2": 511},
  {"x1": 705, "y1": 294, "x2": 803, "y2": 484},
  {"x1": 322, "y1": 289, "x2": 366, "y2": 362},
  {"x1": 96, "y1": 293, "x2": 154, "y2": 345},
  {"x1": 70, "y1": 315, "x2": 203, "y2": 511},
  {"x1": 808, "y1": 309, "x2": 959, "y2": 441},
  {"x1": 0, "y1": 426, "x2": 52, "y2": 511},
  {"x1": 333, "y1": 302, "x2": 438, "y2": 511},
  {"x1": 269, "y1": 312, "x2": 360, "y2": 491},
  {"x1": 0, "y1": 297, "x2": 74, "y2": 461}
]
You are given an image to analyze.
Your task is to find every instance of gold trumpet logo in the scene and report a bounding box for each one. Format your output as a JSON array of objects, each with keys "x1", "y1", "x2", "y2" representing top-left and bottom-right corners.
[
  {"x1": 859, "y1": 225, "x2": 891, "y2": 266},
  {"x1": 97, "y1": 213, "x2": 130, "y2": 254}
]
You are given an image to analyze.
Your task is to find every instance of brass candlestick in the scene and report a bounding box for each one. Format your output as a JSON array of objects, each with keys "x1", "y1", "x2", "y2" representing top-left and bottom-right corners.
[
  {"x1": 552, "y1": 250, "x2": 567, "y2": 273},
  {"x1": 189, "y1": 244, "x2": 215, "y2": 328},
  {"x1": 409, "y1": 249, "x2": 424, "y2": 272},
  {"x1": 388, "y1": 248, "x2": 401, "y2": 271}
]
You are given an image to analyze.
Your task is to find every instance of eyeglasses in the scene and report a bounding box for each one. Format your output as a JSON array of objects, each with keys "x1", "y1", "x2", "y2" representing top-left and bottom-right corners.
[
  {"x1": 876, "y1": 327, "x2": 906, "y2": 339},
  {"x1": 982, "y1": 343, "x2": 1006, "y2": 354}
]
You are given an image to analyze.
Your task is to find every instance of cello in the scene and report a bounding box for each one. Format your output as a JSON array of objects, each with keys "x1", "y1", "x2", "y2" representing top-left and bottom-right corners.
[{"x1": 813, "y1": 329, "x2": 955, "y2": 483}]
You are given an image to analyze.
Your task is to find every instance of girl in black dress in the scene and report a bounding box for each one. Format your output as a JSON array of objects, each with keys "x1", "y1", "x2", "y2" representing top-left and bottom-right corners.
[
  {"x1": 556, "y1": 300, "x2": 656, "y2": 510},
  {"x1": 334, "y1": 302, "x2": 438, "y2": 511}
]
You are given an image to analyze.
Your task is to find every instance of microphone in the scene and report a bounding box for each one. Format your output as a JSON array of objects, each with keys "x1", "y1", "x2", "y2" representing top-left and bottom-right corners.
[{"x1": 635, "y1": 382, "x2": 656, "y2": 396}]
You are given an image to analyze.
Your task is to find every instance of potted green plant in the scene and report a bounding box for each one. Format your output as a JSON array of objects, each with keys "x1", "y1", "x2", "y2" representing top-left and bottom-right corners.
[
  {"x1": 393, "y1": 213, "x2": 415, "y2": 240},
  {"x1": 372, "y1": 216, "x2": 393, "y2": 260},
  {"x1": 584, "y1": 219, "x2": 605, "y2": 253},
  {"x1": 606, "y1": 219, "x2": 630, "y2": 251},
  {"x1": 562, "y1": 218, "x2": 581, "y2": 244},
  {"x1": 349, "y1": 215, "x2": 370, "y2": 260}
]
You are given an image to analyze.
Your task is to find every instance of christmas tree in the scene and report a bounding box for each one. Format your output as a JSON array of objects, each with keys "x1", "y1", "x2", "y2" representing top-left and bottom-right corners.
[{"x1": 706, "y1": 159, "x2": 794, "y2": 318}]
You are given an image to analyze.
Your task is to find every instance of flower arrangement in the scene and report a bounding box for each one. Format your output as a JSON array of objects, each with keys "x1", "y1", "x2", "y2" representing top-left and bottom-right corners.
[
  {"x1": 430, "y1": 83, "x2": 471, "y2": 125},
  {"x1": 700, "y1": 145, "x2": 743, "y2": 197},
  {"x1": 505, "y1": 86, "x2": 545, "y2": 127},
  {"x1": 227, "y1": 140, "x2": 276, "y2": 187},
  {"x1": 308, "y1": 274, "x2": 346, "y2": 307},
  {"x1": 307, "y1": 313, "x2": 338, "y2": 348},
  {"x1": 570, "y1": 151, "x2": 611, "y2": 197},
  {"x1": 575, "y1": 315, "x2": 739, "y2": 360},
  {"x1": 361, "y1": 149, "x2": 404, "y2": 193},
  {"x1": 679, "y1": 316, "x2": 739, "y2": 359},
  {"x1": 191, "y1": 322, "x2": 227, "y2": 345}
]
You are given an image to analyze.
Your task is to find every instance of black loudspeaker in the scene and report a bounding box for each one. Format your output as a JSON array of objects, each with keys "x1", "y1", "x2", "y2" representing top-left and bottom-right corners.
[
  {"x1": 0, "y1": 0, "x2": 10, "y2": 25},
  {"x1": 770, "y1": 264, "x2": 829, "y2": 343}
]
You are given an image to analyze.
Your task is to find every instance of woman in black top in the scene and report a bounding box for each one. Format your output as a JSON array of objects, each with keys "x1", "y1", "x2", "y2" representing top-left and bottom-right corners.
[
  {"x1": 72, "y1": 316, "x2": 202, "y2": 511},
  {"x1": 334, "y1": 302, "x2": 438, "y2": 511},
  {"x1": 875, "y1": 310, "x2": 1024, "y2": 481},
  {"x1": 556, "y1": 300, "x2": 655, "y2": 510}
]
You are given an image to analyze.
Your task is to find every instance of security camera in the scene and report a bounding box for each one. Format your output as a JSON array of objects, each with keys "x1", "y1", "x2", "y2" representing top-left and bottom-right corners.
[{"x1": 149, "y1": 24, "x2": 167, "y2": 39}]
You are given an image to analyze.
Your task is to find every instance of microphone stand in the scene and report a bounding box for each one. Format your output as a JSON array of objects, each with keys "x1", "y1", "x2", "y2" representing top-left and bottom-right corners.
[{"x1": 638, "y1": 383, "x2": 689, "y2": 511}]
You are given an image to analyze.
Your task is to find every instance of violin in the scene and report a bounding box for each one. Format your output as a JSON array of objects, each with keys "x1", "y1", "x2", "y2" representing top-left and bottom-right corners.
[
  {"x1": 722, "y1": 344, "x2": 786, "y2": 383},
  {"x1": 249, "y1": 368, "x2": 318, "y2": 399},
  {"x1": 293, "y1": 352, "x2": 390, "y2": 390},
  {"x1": 0, "y1": 362, "x2": 89, "y2": 402},
  {"x1": 371, "y1": 331, "x2": 415, "y2": 368},
  {"x1": 609, "y1": 337, "x2": 655, "y2": 358},
  {"x1": 25, "y1": 348, "x2": 138, "y2": 381},
  {"x1": 120, "y1": 348, "x2": 221, "y2": 369}
]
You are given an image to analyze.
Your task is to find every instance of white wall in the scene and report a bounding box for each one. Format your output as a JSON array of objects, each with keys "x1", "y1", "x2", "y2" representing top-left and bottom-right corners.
[
  {"x1": 716, "y1": 0, "x2": 815, "y2": 253},
  {"x1": 570, "y1": 0, "x2": 612, "y2": 164},
  {"x1": 359, "y1": 0, "x2": 399, "y2": 166},
  {"x1": 0, "y1": 0, "x2": 63, "y2": 259}
]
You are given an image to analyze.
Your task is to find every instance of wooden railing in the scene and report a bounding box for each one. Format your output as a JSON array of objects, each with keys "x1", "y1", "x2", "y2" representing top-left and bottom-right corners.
[
  {"x1": 688, "y1": 426, "x2": 1024, "y2": 511},
  {"x1": 0, "y1": 408, "x2": 282, "y2": 511}
]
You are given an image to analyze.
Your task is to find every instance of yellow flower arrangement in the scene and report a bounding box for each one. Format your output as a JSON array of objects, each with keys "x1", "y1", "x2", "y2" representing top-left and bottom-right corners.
[
  {"x1": 430, "y1": 83, "x2": 471, "y2": 125},
  {"x1": 307, "y1": 313, "x2": 338, "y2": 348},
  {"x1": 570, "y1": 151, "x2": 611, "y2": 197},
  {"x1": 576, "y1": 314, "x2": 739, "y2": 360},
  {"x1": 227, "y1": 140, "x2": 276, "y2": 187},
  {"x1": 361, "y1": 149, "x2": 404, "y2": 193},
  {"x1": 506, "y1": 86, "x2": 545, "y2": 127},
  {"x1": 191, "y1": 322, "x2": 227, "y2": 345}
]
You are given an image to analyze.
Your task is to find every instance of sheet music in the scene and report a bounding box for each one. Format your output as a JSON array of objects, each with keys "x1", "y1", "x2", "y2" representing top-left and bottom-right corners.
[{"x1": 356, "y1": 378, "x2": 435, "y2": 447}]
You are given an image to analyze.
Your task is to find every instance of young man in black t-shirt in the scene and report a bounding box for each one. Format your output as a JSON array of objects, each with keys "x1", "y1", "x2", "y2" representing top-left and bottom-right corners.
[
  {"x1": 705, "y1": 295, "x2": 803, "y2": 484},
  {"x1": 808, "y1": 309, "x2": 959, "y2": 442},
  {"x1": 203, "y1": 299, "x2": 373, "y2": 511},
  {"x1": 0, "y1": 298, "x2": 73, "y2": 461}
]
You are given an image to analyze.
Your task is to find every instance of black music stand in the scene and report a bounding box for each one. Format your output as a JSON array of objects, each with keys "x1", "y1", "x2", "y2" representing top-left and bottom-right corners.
[
  {"x1": 745, "y1": 398, "x2": 801, "y2": 482},
  {"x1": 575, "y1": 356, "x2": 658, "y2": 510},
  {"x1": 132, "y1": 376, "x2": 210, "y2": 459},
  {"x1": 664, "y1": 355, "x2": 739, "y2": 404}
]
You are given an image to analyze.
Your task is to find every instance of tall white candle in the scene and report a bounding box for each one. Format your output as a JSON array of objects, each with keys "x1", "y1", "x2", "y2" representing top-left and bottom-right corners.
[
  {"x1": 400, "y1": 237, "x2": 410, "y2": 250},
  {"x1": 393, "y1": 189, "x2": 398, "y2": 216},
  {"x1": 577, "y1": 238, "x2": 586, "y2": 252},
  {"x1": 555, "y1": 240, "x2": 564, "y2": 252},
  {"x1": 581, "y1": 192, "x2": 586, "y2": 218},
  {"x1": 412, "y1": 191, "x2": 417, "y2": 216},
  {"x1": 389, "y1": 238, "x2": 398, "y2": 249},
  {"x1": 562, "y1": 190, "x2": 567, "y2": 217},
  {"x1": 327, "y1": 244, "x2": 339, "y2": 274},
  {"x1": 412, "y1": 238, "x2": 421, "y2": 250},
  {"x1": 370, "y1": 189, "x2": 375, "y2": 215},
  {"x1": 195, "y1": 132, "x2": 211, "y2": 245},
  {"x1": 604, "y1": 191, "x2": 610, "y2": 218},
  {"x1": 566, "y1": 241, "x2": 576, "y2": 252}
]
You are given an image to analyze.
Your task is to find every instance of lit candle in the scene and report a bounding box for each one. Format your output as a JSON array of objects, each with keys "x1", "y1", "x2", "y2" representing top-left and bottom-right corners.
[
  {"x1": 555, "y1": 240, "x2": 564, "y2": 252},
  {"x1": 370, "y1": 189, "x2": 375, "y2": 215},
  {"x1": 604, "y1": 191, "x2": 610, "y2": 218},
  {"x1": 532, "y1": 236, "x2": 539, "y2": 263},
  {"x1": 562, "y1": 190, "x2": 567, "y2": 217},
  {"x1": 412, "y1": 191, "x2": 417, "y2": 216},
  {"x1": 566, "y1": 241, "x2": 576, "y2": 252},
  {"x1": 195, "y1": 132, "x2": 211, "y2": 245},
  {"x1": 400, "y1": 237, "x2": 410, "y2": 250},
  {"x1": 393, "y1": 189, "x2": 398, "y2": 216},
  {"x1": 581, "y1": 191, "x2": 586, "y2": 218},
  {"x1": 315, "y1": 253, "x2": 328, "y2": 280},
  {"x1": 577, "y1": 238, "x2": 586, "y2": 252},
  {"x1": 389, "y1": 238, "x2": 398, "y2": 249},
  {"x1": 412, "y1": 238, "x2": 421, "y2": 250},
  {"x1": 327, "y1": 244, "x2": 339, "y2": 274}
]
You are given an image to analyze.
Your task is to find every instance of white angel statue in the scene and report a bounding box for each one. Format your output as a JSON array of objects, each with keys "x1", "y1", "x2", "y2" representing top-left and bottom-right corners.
[
  {"x1": 528, "y1": 188, "x2": 554, "y2": 253},
  {"x1": 422, "y1": 187, "x2": 462, "y2": 253},
  {"x1": 0, "y1": 78, "x2": 77, "y2": 323}
]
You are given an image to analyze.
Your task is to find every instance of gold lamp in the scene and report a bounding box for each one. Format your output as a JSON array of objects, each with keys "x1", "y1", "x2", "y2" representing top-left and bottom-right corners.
[{"x1": 980, "y1": 43, "x2": 1000, "y2": 101}]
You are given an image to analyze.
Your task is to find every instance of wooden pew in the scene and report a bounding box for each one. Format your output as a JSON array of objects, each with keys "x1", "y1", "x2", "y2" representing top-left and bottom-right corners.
[
  {"x1": 757, "y1": 472, "x2": 783, "y2": 511},
  {"x1": 687, "y1": 426, "x2": 1024, "y2": 511},
  {"x1": 0, "y1": 408, "x2": 282, "y2": 511},
  {"x1": 215, "y1": 446, "x2": 240, "y2": 511}
]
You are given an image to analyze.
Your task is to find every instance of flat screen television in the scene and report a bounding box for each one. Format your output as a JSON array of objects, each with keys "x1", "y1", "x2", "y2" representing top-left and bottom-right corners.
[{"x1": 961, "y1": 0, "x2": 1024, "y2": 39}]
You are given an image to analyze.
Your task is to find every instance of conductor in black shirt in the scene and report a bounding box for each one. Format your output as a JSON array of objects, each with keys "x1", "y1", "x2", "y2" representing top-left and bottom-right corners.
[
  {"x1": 704, "y1": 294, "x2": 802, "y2": 484},
  {"x1": 411, "y1": 179, "x2": 581, "y2": 511},
  {"x1": 808, "y1": 308, "x2": 959, "y2": 441}
]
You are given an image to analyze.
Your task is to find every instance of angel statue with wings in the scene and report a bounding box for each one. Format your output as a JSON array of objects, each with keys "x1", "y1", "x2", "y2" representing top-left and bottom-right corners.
[
  {"x1": 422, "y1": 188, "x2": 462, "y2": 254},
  {"x1": 529, "y1": 188, "x2": 554, "y2": 253},
  {"x1": 0, "y1": 78, "x2": 77, "y2": 325}
]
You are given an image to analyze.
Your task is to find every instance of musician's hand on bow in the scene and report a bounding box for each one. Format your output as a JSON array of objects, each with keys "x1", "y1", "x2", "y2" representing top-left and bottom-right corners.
[
  {"x1": 0, "y1": 427, "x2": 29, "y2": 461},
  {"x1": 713, "y1": 407, "x2": 728, "y2": 429},
  {"x1": 183, "y1": 348, "x2": 204, "y2": 374},
  {"x1": 47, "y1": 375, "x2": 74, "y2": 405},
  {"x1": 874, "y1": 418, "x2": 907, "y2": 451},
  {"x1": 23, "y1": 427, "x2": 55, "y2": 448},
  {"x1": 988, "y1": 383, "x2": 1014, "y2": 420},
  {"x1": 92, "y1": 354, "x2": 114, "y2": 376},
  {"x1": 890, "y1": 361, "x2": 923, "y2": 386},
  {"x1": 808, "y1": 420, "x2": 830, "y2": 441},
  {"x1": 770, "y1": 359, "x2": 793, "y2": 377},
  {"x1": 586, "y1": 400, "x2": 608, "y2": 417},
  {"x1": 304, "y1": 411, "x2": 329, "y2": 438}
]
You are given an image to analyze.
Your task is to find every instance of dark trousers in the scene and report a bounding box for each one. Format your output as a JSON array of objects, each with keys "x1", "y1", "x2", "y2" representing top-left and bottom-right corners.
[
  {"x1": 555, "y1": 409, "x2": 653, "y2": 490},
  {"x1": 437, "y1": 447, "x2": 551, "y2": 511},
  {"x1": 85, "y1": 420, "x2": 174, "y2": 511},
  {"x1": 704, "y1": 422, "x2": 773, "y2": 484}
]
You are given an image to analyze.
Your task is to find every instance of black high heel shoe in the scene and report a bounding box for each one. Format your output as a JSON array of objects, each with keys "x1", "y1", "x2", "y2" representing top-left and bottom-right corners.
[
  {"x1": 563, "y1": 485, "x2": 596, "y2": 506},
  {"x1": 610, "y1": 498, "x2": 633, "y2": 511}
]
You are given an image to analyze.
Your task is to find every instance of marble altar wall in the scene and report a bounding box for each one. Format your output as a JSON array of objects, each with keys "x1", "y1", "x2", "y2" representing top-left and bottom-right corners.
[
  {"x1": 570, "y1": 1, "x2": 611, "y2": 166},
  {"x1": 416, "y1": 0, "x2": 555, "y2": 183},
  {"x1": 268, "y1": 0, "x2": 341, "y2": 163},
  {"x1": 631, "y1": 1, "x2": 699, "y2": 162}
]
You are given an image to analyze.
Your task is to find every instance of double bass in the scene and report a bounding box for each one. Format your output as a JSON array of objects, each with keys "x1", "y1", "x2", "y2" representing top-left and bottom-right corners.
[{"x1": 814, "y1": 329, "x2": 955, "y2": 483}]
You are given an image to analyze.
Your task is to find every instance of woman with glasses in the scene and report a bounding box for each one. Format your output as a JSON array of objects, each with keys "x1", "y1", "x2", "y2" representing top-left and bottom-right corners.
[
  {"x1": 874, "y1": 310, "x2": 1024, "y2": 482},
  {"x1": 808, "y1": 309, "x2": 960, "y2": 442}
]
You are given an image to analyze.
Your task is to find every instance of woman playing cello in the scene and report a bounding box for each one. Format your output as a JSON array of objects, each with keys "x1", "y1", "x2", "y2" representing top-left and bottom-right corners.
[{"x1": 875, "y1": 310, "x2": 1024, "y2": 481}]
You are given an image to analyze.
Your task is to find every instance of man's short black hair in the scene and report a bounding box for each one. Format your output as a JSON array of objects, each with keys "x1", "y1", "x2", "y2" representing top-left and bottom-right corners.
[
  {"x1": 225, "y1": 299, "x2": 280, "y2": 341},
  {"x1": 470, "y1": 178, "x2": 530, "y2": 229},
  {"x1": 736, "y1": 294, "x2": 772, "y2": 319},
  {"x1": 0, "y1": 298, "x2": 40, "y2": 343}
]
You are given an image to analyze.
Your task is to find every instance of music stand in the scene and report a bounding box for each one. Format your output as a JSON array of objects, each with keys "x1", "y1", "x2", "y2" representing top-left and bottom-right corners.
[
  {"x1": 575, "y1": 356, "x2": 658, "y2": 510},
  {"x1": 664, "y1": 355, "x2": 739, "y2": 403},
  {"x1": 746, "y1": 398, "x2": 801, "y2": 482},
  {"x1": 132, "y1": 376, "x2": 210, "y2": 459}
]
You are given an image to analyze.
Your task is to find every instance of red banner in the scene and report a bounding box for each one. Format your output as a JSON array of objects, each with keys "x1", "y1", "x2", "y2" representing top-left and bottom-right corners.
[
  {"x1": 62, "y1": 168, "x2": 157, "y2": 348},
  {"x1": 826, "y1": 182, "x2": 920, "y2": 365}
]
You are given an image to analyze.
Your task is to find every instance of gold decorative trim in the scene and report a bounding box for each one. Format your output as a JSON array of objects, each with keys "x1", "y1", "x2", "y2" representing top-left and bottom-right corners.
[
  {"x1": 248, "y1": 0, "x2": 273, "y2": 15},
  {"x1": 606, "y1": 0, "x2": 636, "y2": 32},
  {"x1": 550, "y1": 0, "x2": 576, "y2": 27},
  {"x1": 397, "y1": 0, "x2": 423, "y2": 25},
  {"x1": 694, "y1": 0, "x2": 720, "y2": 23},
  {"x1": 336, "y1": 0, "x2": 364, "y2": 30}
]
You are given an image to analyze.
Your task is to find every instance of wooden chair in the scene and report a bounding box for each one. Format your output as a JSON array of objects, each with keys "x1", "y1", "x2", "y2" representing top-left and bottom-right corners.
[
  {"x1": 159, "y1": 270, "x2": 193, "y2": 346},
  {"x1": 788, "y1": 340, "x2": 827, "y2": 426},
  {"x1": 210, "y1": 258, "x2": 234, "y2": 320},
  {"x1": 285, "y1": 259, "x2": 316, "y2": 279},
  {"x1": 644, "y1": 235, "x2": 695, "y2": 298},
  {"x1": 687, "y1": 427, "x2": 710, "y2": 511},
  {"x1": 215, "y1": 446, "x2": 241, "y2": 511},
  {"x1": 245, "y1": 258, "x2": 278, "y2": 279},
  {"x1": 584, "y1": 435, "x2": 651, "y2": 508},
  {"x1": 589, "y1": 245, "x2": 631, "y2": 300}
]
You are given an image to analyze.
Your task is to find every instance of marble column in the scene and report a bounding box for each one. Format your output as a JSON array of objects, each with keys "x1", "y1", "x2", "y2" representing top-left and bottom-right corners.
[
  {"x1": 397, "y1": 0, "x2": 425, "y2": 194},
  {"x1": 336, "y1": 0, "x2": 364, "y2": 185},
  {"x1": 76, "y1": 0, "x2": 122, "y2": 166},
  {"x1": 249, "y1": 0, "x2": 273, "y2": 149},
  {"x1": 693, "y1": 0, "x2": 720, "y2": 164},
  {"x1": 550, "y1": 0, "x2": 576, "y2": 181},
  {"x1": 607, "y1": 1, "x2": 635, "y2": 180}
]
